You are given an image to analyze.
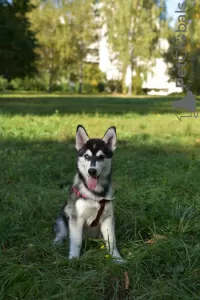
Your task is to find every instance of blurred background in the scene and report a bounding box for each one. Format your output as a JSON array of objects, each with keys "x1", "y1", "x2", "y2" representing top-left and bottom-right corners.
[{"x1": 0, "y1": 0, "x2": 199, "y2": 96}]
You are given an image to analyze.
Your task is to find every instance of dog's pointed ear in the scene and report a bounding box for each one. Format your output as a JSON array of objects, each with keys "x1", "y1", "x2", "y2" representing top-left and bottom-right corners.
[
  {"x1": 102, "y1": 126, "x2": 117, "y2": 151},
  {"x1": 76, "y1": 125, "x2": 89, "y2": 150}
]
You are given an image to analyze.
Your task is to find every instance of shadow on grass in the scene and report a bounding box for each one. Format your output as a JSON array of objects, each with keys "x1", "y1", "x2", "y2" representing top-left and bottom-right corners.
[
  {"x1": 1, "y1": 95, "x2": 199, "y2": 116},
  {"x1": 1, "y1": 135, "x2": 200, "y2": 299},
  {"x1": 1, "y1": 135, "x2": 200, "y2": 246}
]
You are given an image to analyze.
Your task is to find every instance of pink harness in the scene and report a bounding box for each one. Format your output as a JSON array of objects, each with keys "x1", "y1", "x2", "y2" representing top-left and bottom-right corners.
[{"x1": 71, "y1": 186, "x2": 110, "y2": 227}]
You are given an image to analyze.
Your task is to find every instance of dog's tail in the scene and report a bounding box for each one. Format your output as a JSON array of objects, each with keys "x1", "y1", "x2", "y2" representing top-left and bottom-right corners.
[{"x1": 53, "y1": 215, "x2": 68, "y2": 244}]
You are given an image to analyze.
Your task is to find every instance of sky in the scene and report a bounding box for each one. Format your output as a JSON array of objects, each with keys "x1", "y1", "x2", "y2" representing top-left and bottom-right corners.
[{"x1": 166, "y1": 0, "x2": 180, "y2": 27}]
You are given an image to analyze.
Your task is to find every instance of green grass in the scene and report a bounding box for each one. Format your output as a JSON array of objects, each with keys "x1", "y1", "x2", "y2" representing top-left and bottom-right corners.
[{"x1": 0, "y1": 94, "x2": 200, "y2": 300}]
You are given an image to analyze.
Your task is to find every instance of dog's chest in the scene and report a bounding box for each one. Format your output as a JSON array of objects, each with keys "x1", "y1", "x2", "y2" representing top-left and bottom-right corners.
[
  {"x1": 75, "y1": 198, "x2": 109, "y2": 226},
  {"x1": 76, "y1": 199, "x2": 99, "y2": 219}
]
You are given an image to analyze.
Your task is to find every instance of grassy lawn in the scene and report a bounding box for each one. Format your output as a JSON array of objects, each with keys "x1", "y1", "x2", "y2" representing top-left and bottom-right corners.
[{"x1": 0, "y1": 94, "x2": 200, "y2": 299}]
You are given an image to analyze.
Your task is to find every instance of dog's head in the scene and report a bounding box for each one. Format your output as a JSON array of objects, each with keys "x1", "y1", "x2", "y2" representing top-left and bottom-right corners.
[{"x1": 75, "y1": 125, "x2": 117, "y2": 191}]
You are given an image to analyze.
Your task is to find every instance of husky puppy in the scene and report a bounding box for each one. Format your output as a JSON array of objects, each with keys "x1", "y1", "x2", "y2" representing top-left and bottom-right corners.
[{"x1": 53, "y1": 125, "x2": 123, "y2": 262}]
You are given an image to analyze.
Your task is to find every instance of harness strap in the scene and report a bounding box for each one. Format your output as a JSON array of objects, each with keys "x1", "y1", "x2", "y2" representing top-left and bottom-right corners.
[
  {"x1": 90, "y1": 199, "x2": 110, "y2": 227},
  {"x1": 71, "y1": 186, "x2": 110, "y2": 227}
]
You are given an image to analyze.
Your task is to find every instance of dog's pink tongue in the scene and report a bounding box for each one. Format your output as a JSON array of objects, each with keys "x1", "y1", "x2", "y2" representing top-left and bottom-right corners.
[{"x1": 88, "y1": 177, "x2": 98, "y2": 190}]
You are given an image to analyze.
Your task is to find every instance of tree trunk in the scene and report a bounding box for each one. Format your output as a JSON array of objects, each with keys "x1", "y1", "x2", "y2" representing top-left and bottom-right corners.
[
  {"x1": 78, "y1": 63, "x2": 83, "y2": 94},
  {"x1": 128, "y1": 18, "x2": 134, "y2": 96},
  {"x1": 128, "y1": 50, "x2": 133, "y2": 96},
  {"x1": 48, "y1": 72, "x2": 53, "y2": 93},
  {"x1": 122, "y1": 66, "x2": 127, "y2": 94},
  {"x1": 128, "y1": 77, "x2": 132, "y2": 96}
]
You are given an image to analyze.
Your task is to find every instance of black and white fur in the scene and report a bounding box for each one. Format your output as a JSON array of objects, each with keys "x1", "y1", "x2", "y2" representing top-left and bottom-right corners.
[{"x1": 53, "y1": 125, "x2": 123, "y2": 262}]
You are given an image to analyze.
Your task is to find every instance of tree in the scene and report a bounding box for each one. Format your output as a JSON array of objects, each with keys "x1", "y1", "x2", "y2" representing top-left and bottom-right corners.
[
  {"x1": 28, "y1": 0, "x2": 98, "y2": 93},
  {"x1": 0, "y1": 0, "x2": 37, "y2": 80},
  {"x1": 102, "y1": 0, "x2": 168, "y2": 95},
  {"x1": 65, "y1": 0, "x2": 100, "y2": 93},
  {"x1": 164, "y1": 0, "x2": 200, "y2": 94},
  {"x1": 28, "y1": 0, "x2": 73, "y2": 92}
]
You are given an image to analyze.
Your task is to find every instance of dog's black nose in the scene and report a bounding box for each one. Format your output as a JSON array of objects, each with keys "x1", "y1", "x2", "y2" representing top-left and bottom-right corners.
[{"x1": 88, "y1": 168, "x2": 97, "y2": 176}]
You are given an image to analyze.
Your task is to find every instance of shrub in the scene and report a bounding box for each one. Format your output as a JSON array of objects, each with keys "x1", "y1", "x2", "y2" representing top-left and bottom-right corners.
[
  {"x1": 97, "y1": 82, "x2": 105, "y2": 93},
  {"x1": 10, "y1": 78, "x2": 23, "y2": 90},
  {"x1": 107, "y1": 80, "x2": 122, "y2": 93},
  {"x1": 69, "y1": 72, "x2": 78, "y2": 82},
  {"x1": 132, "y1": 75, "x2": 143, "y2": 95},
  {"x1": 58, "y1": 82, "x2": 69, "y2": 92},
  {"x1": 83, "y1": 82, "x2": 96, "y2": 94},
  {"x1": 23, "y1": 76, "x2": 48, "y2": 91},
  {"x1": 0, "y1": 76, "x2": 8, "y2": 91},
  {"x1": 10, "y1": 76, "x2": 49, "y2": 91},
  {"x1": 51, "y1": 83, "x2": 70, "y2": 92},
  {"x1": 83, "y1": 63, "x2": 107, "y2": 83}
]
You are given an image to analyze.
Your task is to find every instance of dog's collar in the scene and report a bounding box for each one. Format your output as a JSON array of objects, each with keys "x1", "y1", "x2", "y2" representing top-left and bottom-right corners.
[
  {"x1": 72, "y1": 186, "x2": 87, "y2": 199},
  {"x1": 71, "y1": 186, "x2": 110, "y2": 227}
]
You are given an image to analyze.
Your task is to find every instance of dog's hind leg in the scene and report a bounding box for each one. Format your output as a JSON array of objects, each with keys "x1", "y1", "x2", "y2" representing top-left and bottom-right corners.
[{"x1": 53, "y1": 216, "x2": 68, "y2": 244}]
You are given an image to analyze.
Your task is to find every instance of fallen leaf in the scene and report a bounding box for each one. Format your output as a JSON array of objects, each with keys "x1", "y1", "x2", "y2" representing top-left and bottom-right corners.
[
  {"x1": 124, "y1": 271, "x2": 130, "y2": 290},
  {"x1": 145, "y1": 234, "x2": 167, "y2": 245},
  {"x1": 145, "y1": 239, "x2": 155, "y2": 245}
]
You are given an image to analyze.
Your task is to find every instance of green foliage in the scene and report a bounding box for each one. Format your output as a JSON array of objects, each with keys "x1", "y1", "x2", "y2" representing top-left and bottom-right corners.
[
  {"x1": 28, "y1": 0, "x2": 74, "y2": 92},
  {"x1": 81, "y1": 63, "x2": 107, "y2": 93},
  {"x1": 132, "y1": 74, "x2": 143, "y2": 95},
  {"x1": 83, "y1": 63, "x2": 106, "y2": 83},
  {"x1": 68, "y1": 0, "x2": 99, "y2": 61},
  {"x1": 0, "y1": 0, "x2": 37, "y2": 80},
  {"x1": 0, "y1": 0, "x2": 173, "y2": 95},
  {"x1": 66, "y1": 0, "x2": 101, "y2": 93},
  {"x1": 69, "y1": 72, "x2": 78, "y2": 82},
  {"x1": 102, "y1": 0, "x2": 168, "y2": 95},
  {"x1": 27, "y1": 0, "x2": 98, "y2": 92},
  {"x1": 97, "y1": 82, "x2": 105, "y2": 93},
  {"x1": 0, "y1": 76, "x2": 8, "y2": 91},
  {"x1": 164, "y1": 0, "x2": 200, "y2": 94},
  {"x1": 82, "y1": 82, "x2": 96, "y2": 94},
  {"x1": 10, "y1": 75, "x2": 49, "y2": 91},
  {"x1": 107, "y1": 80, "x2": 122, "y2": 93},
  {"x1": 9, "y1": 78, "x2": 23, "y2": 90}
]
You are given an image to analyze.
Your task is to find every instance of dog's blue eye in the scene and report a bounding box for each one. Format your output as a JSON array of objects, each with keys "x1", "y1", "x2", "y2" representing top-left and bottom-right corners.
[{"x1": 84, "y1": 154, "x2": 90, "y2": 160}]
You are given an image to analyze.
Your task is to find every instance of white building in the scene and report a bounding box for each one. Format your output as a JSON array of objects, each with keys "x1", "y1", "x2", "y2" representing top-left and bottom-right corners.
[
  {"x1": 85, "y1": 3, "x2": 183, "y2": 95},
  {"x1": 62, "y1": 2, "x2": 182, "y2": 95},
  {"x1": 97, "y1": 30, "x2": 182, "y2": 95}
]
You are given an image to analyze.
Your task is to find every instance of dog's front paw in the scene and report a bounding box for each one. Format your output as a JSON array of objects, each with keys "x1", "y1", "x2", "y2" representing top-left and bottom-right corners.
[
  {"x1": 113, "y1": 256, "x2": 126, "y2": 264},
  {"x1": 69, "y1": 255, "x2": 80, "y2": 260},
  {"x1": 114, "y1": 257, "x2": 126, "y2": 264},
  {"x1": 53, "y1": 235, "x2": 65, "y2": 245}
]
